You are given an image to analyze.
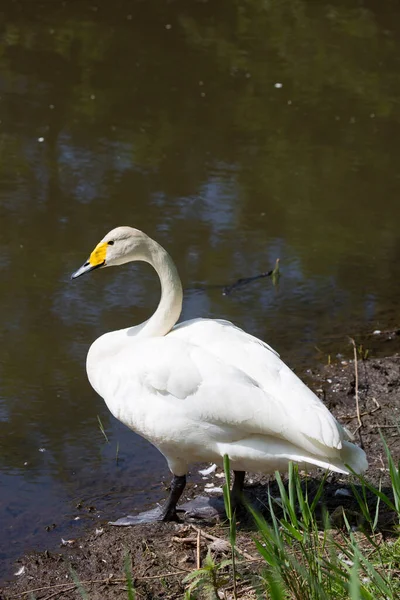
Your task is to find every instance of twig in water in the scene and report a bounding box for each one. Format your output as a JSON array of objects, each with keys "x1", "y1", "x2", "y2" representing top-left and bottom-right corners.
[{"x1": 222, "y1": 269, "x2": 274, "y2": 296}]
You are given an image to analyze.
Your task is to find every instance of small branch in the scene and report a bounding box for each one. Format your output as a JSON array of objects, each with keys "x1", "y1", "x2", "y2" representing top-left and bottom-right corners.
[
  {"x1": 172, "y1": 536, "x2": 198, "y2": 544},
  {"x1": 189, "y1": 524, "x2": 257, "y2": 561},
  {"x1": 42, "y1": 585, "x2": 76, "y2": 600},
  {"x1": 196, "y1": 528, "x2": 201, "y2": 569},
  {"x1": 342, "y1": 399, "x2": 381, "y2": 422},
  {"x1": 349, "y1": 338, "x2": 362, "y2": 428},
  {"x1": 13, "y1": 569, "x2": 189, "y2": 598},
  {"x1": 138, "y1": 570, "x2": 189, "y2": 580},
  {"x1": 369, "y1": 424, "x2": 399, "y2": 429},
  {"x1": 189, "y1": 524, "x2": 222, "y2": 543},
  {"x1": 222, "y1": 268, "x2": 275, "y2": 296}
]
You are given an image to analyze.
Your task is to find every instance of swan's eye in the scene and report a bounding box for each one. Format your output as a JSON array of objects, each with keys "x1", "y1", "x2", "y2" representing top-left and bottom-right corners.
[{"x1": 108, "y1": 241, "x2": 114, "y2": 246}]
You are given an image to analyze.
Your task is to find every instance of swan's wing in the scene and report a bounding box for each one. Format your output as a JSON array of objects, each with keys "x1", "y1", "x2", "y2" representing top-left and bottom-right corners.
[
  {"x1": 170, "y1": 318, "x2": 348, "y2": 440},
  {"x1": 90, "y1": 335, "x2": 344, "y2": 460},
  {"x1": 171, "y1": 318, "x2": 282, "y2": 389}
]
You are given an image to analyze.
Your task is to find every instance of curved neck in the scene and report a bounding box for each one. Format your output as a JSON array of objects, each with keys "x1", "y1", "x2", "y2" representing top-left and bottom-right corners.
[{"x1": 136, "y1": 238, "x2": 183, "y2": 338}]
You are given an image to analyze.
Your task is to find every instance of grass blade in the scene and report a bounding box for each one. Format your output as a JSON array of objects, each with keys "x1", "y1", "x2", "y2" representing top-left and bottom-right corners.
[
  {"x1": 97, "y1": 414, "x2": 109, "y2": 443},
  {"x1": 69, "y1": 568, "x2": 89, "y2": 600},
  {"x1": 124, "y1": 551, "x2": 136, "y2": 600}
]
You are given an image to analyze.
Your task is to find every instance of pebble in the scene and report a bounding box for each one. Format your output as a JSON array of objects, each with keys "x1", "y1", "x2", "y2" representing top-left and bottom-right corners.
[
  {"x1": 61, "y1": 538, "x2": 75, "y2": 546},
  {"x1": 205, "y1": 487, "x2": 223, "y2": 494},
  {"x1": 334, "y1": 488, "x2": 352, "y2": 498},
  {"x1": 199, "y1": 463, "x2": 217, "y2": 476},
  {"x1": 338, "y1": 553, "x2": 354, "y2": 567}
]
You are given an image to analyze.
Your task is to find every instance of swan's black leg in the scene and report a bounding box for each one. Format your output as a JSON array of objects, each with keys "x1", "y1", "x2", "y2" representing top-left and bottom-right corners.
[
  {"x1": 231, "y1": 470, "x2": 245, "y2": 510},
  {"x1": 159, "y1": 474, "x2": 186, "y2": 521},
  {"x1": 179, "y1": 470, "x2": 247, "y2": 520},
  {"x1": 110, "y1": 474, "x2": 186, "y2": 526},
  {"x1": 110, "y1": 471, "x2": 246, "y2": 526}
]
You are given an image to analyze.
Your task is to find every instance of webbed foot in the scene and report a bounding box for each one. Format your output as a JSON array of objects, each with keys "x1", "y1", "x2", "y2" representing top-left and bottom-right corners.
[
  {"x1": 110, "y1": 505, "x2": 182, "y2": 525},
  {"x1": 110, "y1": 496, "x2": 225, "y2": 525},
  {"x1": 110, "y1": 473, "x2": 186, "y2": 525},
  {"x1": 108, "y1": 470, "x2": 246, "y2": 526},
  {"x1": 180, "y1": 495, "x2": 226, "y2": 520}
]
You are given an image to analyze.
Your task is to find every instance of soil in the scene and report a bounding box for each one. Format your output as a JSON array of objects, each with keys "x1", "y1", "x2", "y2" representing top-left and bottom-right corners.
[{"x1": 1, "y1": 350, "x2": 400, "y2": 600}]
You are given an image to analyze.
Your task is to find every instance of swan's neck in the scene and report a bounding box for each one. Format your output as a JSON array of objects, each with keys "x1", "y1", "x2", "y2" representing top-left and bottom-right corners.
[{"x1": 135, "y1": 239, "x2": 183, "y2": 338}]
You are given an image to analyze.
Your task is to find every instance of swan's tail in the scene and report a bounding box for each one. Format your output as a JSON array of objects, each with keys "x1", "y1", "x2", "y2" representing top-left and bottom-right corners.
[
  {"x1": 326, "y1": 440, "x2": 368, "y2": 475},
  {"x1": 217, "y1": 437, "x2": 368, "y2": 475}
]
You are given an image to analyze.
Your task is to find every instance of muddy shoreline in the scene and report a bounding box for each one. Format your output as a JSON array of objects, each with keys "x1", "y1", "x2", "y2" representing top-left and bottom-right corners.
[{"x1": 1, "y1": 343, "x2": 400, "y2": 599}]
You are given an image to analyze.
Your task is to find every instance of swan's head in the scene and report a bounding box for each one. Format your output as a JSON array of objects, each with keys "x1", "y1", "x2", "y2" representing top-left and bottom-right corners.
[{"x1": 71, "y1": 226, "x2": 150, "y2": 279}]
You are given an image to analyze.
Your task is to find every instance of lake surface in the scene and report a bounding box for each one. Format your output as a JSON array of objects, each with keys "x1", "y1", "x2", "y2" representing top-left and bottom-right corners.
[{"x1": 1, "y1": 0, "x2": 400, "y2": 579}]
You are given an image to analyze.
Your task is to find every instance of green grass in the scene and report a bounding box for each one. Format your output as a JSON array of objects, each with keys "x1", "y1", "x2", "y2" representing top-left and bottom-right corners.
[
  {"x1": 97, "y1": 414, "x2": 109, "y2": 443},
  {"x1": 68, "y1": 439, "x2": 399, "y2": 600},
  {"x1": 124, "y1": 551, "x2": 136, "y2": 600},
  {"x1": 184, "y1": 446, "x2": 400, "y2": 599}
]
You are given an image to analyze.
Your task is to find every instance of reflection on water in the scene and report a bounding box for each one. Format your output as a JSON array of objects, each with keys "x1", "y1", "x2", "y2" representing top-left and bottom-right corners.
[{"x1": 1, "y1": 0, "x2": 400, "y2": 579}]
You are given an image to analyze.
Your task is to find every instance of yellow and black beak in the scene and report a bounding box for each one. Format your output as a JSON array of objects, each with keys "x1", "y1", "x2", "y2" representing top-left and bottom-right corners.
[{"x1": 71, "y1": 242, "x2": 107, "y2": 279}]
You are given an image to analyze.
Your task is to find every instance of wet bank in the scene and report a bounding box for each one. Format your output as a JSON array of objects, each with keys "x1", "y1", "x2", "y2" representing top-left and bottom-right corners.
[{"x1": 1, "y1": 339, "x2": 399, "y2": 599}]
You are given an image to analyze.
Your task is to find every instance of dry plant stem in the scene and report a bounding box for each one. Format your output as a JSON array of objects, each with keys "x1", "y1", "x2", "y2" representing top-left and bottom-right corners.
[
  {"x1": 13, "y1": 570, "x2": 189, "y2": 598},
  {"x1": 188, "y1": 524, "x2": 257, "y2": 561},
  {"x1": 138, "y1": 570, "x2": 191, "y2": 579},
  {"x1": 223, "y1": 580, "x2": 253, "y2": 594},
  {"x1": 42, "y1": 586, "x2": 76, "y2": 600},
  {"x1": 343, "y1": 399, "x2": 380, "y2": 422},
  {"x1": 196, "y1": 528, "x2": 201, "y2": 569},
  {"x1": 188, "y1": 524, "x2": 223, "y2": 542},
  {"x1": 349, "y1": 337, "x2": 362, "y2": 428}
]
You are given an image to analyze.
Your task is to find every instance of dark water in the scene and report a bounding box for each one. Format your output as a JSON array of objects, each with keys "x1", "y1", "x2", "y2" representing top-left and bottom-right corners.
[{"x1": 1, "y1": 0, "x2": 400, "y2": 579}]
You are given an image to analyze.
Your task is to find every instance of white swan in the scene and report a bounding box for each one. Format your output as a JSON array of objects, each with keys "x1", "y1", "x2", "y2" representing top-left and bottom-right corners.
[{"x1": 72, "y1": 226, "x2": 368, "y2": 524}]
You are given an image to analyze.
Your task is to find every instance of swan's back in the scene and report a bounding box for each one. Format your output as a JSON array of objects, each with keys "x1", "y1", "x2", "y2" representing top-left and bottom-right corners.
[{"x1": 170, "y1": 318, "x2": 348, "y2": 448}]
